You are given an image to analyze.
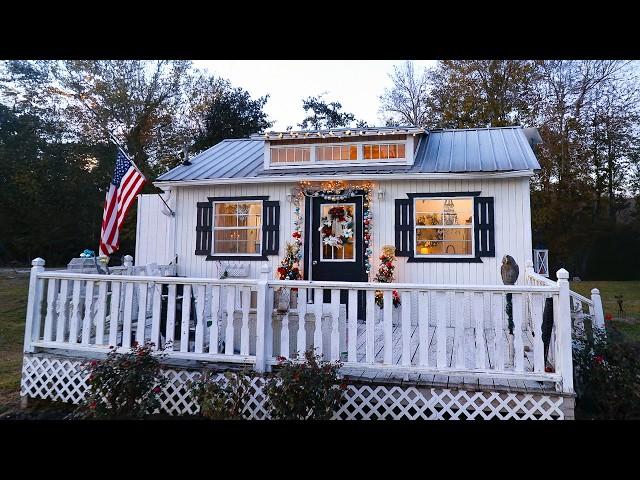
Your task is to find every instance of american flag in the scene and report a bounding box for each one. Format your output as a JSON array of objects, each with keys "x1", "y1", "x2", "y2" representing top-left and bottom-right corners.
[{"x1": 99, "y1": 148, "x2": 146, "y2": 256}]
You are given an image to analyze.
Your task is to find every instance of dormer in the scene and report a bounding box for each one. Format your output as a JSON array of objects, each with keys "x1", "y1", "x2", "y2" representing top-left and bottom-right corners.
[{"x1": 253, "y1": 126, "x2": 425, "y2": 170}]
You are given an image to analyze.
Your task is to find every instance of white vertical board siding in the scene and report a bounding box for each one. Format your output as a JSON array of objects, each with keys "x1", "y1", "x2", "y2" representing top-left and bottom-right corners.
[
  {"x1": 135, "y1": 194, "x2": 172, "y2": 266},
  {"x1": 159, "y1": 176, "x2": 532, "y2": 285}
]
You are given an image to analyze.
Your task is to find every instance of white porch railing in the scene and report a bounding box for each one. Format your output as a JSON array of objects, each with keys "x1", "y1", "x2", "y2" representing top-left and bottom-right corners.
[{"x1": 23, "y1": 258, "x2": 578, "y2": 394}]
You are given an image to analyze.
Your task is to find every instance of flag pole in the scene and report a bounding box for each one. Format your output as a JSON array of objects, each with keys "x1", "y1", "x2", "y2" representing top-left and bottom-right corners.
[{"x1": 108, "y1": 135, "x2": 175, "y2": 216}]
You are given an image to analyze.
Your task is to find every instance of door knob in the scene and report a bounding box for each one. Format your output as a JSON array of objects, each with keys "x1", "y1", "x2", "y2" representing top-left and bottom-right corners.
[{"x1": 312, "y1": 260, "x2": 318, "y2": 265}]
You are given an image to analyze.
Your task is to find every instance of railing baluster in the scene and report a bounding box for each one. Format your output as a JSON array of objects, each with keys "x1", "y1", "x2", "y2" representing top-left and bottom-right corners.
[
  {"x1": 401, "y1": 290, "x2": 411, "y2": 366},
  {"x1": 56, "y1": 280, "x2": 69, "y2": 343},
  {"x1": 474, "y1": 292, "x2": 486, "y2": 370},
  {"x1": 166, "y1": 284, "x2": 177, "y2": 348},
  {"x1": 240, "y1": 286, "x2": 250, "y2": 356},
  {"x1": 436, "y1": 291, "x2": 447, "y2": 369},
  {"x1": 455, "y1": 292, "x2": 465, "y2": 369},
  {"x1": 281, "y1": 288, "x2": 290, "y2": 358},
  {"x1": 383, "y1": 290, "x2": 393, "y2": 364},
  {"x1": 225, "y1": 286, "x2": 235, "y2": 355},
  {"x1": 313, "y1": 288, "x2": 323, "y2": 357},
  {"x1": 418, "y1": 291, "x2": 429, "y2": 367},
  {"x1": 330, "y1": 289, "x2": 340, "y2": 361},
  {"x1": 296, "y1": 288, "x2": 308, "y2": 356},
  {"x1": 108, "y1": 281, "x2": 121, "y2": 347},
  {"x1": 69, "y1": 280, "x2": 82, "y2": 344},
  {"x1": 43, "y1": 279, "x2": 58, "y2": 342},
  {"x1": 366, "y1": 289, "x2": 375, "y2": 363},
  {"x1": 493, "y1": 293, "x2": 505, "y2": 371},
  {"x1": 209, "y1": 285, "x2": 220, "y2": 354},
  {"x1": 135, "y1": 283, "x2": 148, "y2": 345},
  {"x1": 95, "y1": 281, "x2": 107, "y2": 345},
  {"x1": 81, "y1": 281, "x2": 94, "y2": 345},
  {"x1": 195, "y1": 284, "x2": 205, "y2": 354},
  {"x1": 531, "y1": 293, "x2": 545, "y2": 373},
  {"x1": 122, "y1": 282, "x2": 134, "y2": 349},
  {"x1": 150, "y1": 282, "x2": 162, "y2": 349},
  {"x1": 347, "y1": 289, "x2": 357, "y2": 363},
  {"x1": 180, "y1": 284, "x2": 192, "y2": 353},
  {"x1": 513, "y1": 293, "x2": 524, "y2": 372}
]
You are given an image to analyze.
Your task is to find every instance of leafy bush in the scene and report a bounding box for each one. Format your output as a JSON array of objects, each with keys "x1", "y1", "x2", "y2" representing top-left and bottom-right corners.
[
  {"x1": 573, "y1": 327, "x2": 640, "y2": 419},
  {"x1": 79, "y1": 342, "x2": 167, "y2": 419},
  {"x1": 264, "y1": 350, "x2": 346, "y2": 420},
  {"x1": 191, "y1": 369, "x2": 254, "y2": 420}
]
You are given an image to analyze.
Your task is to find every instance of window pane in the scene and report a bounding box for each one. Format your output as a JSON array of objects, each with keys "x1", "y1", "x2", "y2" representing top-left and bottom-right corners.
[
  {"x1": 416, "y1": 240, "x2": 444, "y2": 255},
  {"x1": 388, "y1": 144, "x2": 397, "y2": 158},
  {"x1": 380, "y1": 144, "x2": 389, "y2": 159},
  {"x1": 397, "y1": 144, "x2": 405, "y2": 158},
  {"x1": 302, "y1": 148, "x2": 310, "y2": 162},
  {"x1": 363, "y1": 145, "x2": 372, "y2": 159},
  {"x1": 294, "y1": 148, "x2": 302, "y2": 162},
  {"x1": 415, "y1": 199, "x2": 442, "y2": 214},
  {"x1": 371, "y1": 145, "x2": 380, "y2": 159},
  {"x1": 349, "y1": 145, "x2": 357, "y2": 160}
]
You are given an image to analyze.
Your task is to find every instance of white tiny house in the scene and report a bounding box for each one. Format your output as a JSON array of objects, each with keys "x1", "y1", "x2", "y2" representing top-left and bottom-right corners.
[{"x1": 142, "y1": 126, "x2": 541, "y2": 286}]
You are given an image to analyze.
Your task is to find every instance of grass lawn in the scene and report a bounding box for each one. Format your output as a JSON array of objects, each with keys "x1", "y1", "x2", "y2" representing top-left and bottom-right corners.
[
  {"x1": 570, "y1": 281, "x2": 640, "y2": 341},
  {"x1": 0, "y1": 271, "x2": 29, "y2": 414}
]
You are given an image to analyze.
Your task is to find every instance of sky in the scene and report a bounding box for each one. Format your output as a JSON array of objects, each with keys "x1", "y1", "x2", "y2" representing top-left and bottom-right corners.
[{"x1": 194, "y1": 60, "x2": 437, "y2": 131}]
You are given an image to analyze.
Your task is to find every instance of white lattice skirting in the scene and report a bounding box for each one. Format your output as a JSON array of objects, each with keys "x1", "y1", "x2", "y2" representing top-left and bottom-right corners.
[{"x1": 21, "y1": 354, "x2": 568, "y2": 420}]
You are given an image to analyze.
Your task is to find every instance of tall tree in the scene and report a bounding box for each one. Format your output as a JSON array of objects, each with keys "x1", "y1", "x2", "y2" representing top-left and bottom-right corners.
[
  {"x1": 191, "y1": 77, "x2": 272, "y2": 153},
  {"x1": 298, "y1": 94, "x2": 358, "y2": 130},
  {"x1": 379, "y1": 60, "x2": 430, "y2": 126}
]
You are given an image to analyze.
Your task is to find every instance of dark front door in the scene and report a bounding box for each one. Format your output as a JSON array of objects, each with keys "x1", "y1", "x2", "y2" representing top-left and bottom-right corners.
[{"x1": 306, "y1": 195, "x2": 367, "y2": 311}]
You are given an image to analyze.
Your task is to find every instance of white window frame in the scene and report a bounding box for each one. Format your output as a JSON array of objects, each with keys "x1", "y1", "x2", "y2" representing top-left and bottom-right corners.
[
  {"x1": 413, "y1": 197, "x2": 475, "y2": 258},
  {"x1": 267, "y1": 140, "x2": 409, "y2": 169},
  {"x1": 211, "y1": 200, "x2": 263, "y2": 257},
  {"x1": 320, "y1": 202, "x2": 357, "y2": 263}
]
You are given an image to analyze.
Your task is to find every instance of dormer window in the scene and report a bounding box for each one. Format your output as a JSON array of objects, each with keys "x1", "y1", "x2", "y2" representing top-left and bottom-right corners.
[{"x1": 268, "y1": 140, "x2": 409, "y2": 168}]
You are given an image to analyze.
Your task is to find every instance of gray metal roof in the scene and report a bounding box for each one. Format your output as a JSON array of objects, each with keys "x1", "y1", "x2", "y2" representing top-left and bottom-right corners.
[{"x1": 155, "y1": 126, "x2": 540, "y2": 182}]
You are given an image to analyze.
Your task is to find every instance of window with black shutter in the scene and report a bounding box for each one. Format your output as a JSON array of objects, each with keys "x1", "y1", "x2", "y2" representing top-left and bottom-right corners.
[
  {"x1": 195, "y1": 202, "x2": 212, "y2": 255},
  {"x1": 474, "y1": 196, "x2": 495, "y2": 257},
  {"x1": 396, "y1": 192, "x2": 494, "y2": 263},
  {"x1": 196, "y1": 196, "x2": 279, "y2": 260},
  {"x1": 394, "y1": 199, "x2": 413, "y2": 257},
  {"x1": 262, "y1": 200, "x2": 280, "y2": 255}
]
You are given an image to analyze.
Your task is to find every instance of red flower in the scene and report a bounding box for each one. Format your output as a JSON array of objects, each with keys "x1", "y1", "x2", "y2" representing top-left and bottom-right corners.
[
  {"x1": 545, "y1": 366, "x2": 554, "y2": 373},
  {"x1": 340, "y1": 382, "x2": 348, "y2": 391},
  {"x1": 386, "y1": 262, "x2": 393, "y2": 268},
  {"x1": 89, "y1": 402, "x2": 97, "y2": 410},
  {"x1": 132, "y1": 341, "x2": 138, "y2": 348},
  {"x1": 594, "y1": 355, "x2": 605, "y2": 364},
  {"x1": 153, "y1": 386, "x2": 161, "y2": 394},
  {"x1": 276, "y1": 355, "x2": 286, "y2": 363},
  {"x1": 605, "y1": 314, "x2": 612, "y2": 321},
  {"x1": 90, "y1": 360, "x2": 98, "y2": 367}
]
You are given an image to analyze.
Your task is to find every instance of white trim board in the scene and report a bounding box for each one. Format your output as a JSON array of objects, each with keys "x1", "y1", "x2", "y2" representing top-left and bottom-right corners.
[{"x1": 154, "y1": 170, "x2": 536, "y2": 189}]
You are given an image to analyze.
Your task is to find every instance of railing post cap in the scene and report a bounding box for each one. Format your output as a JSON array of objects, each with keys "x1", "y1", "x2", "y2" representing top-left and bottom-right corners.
[
  {"x1": 591, "y1": 288, "x2": 600, "y2": 295},
  {"x1": 556, "y1": 268, "x2": 569, "y2": 280},
  {"x1": 32, "y1": 258, "x2": 45, "y2": 267},
  {"x1": 123, "y1": 254, "x2": 133, "y2": 261}
]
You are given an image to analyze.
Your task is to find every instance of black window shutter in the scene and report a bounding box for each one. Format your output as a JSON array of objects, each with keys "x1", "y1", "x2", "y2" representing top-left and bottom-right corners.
[
  {"x1": 195, "y1": 202, "x2": 212, "y2": 255},
  {"x1": 474, "y1": 196, "x2": 495, "y2": 257},
  {"x1": 394, "y1": 198, "x2": 413, "y2": 257},
  {"x1": 262, "y1": 201, "x2": 280, "y2": 255}
]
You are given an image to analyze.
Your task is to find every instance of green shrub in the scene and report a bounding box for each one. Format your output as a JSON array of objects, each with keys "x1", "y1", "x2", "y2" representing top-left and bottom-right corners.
[
  {"x1": 573, "y1": 327, "x2": 640, "y2": 419},
  {"x1": 79, "y1": 342, "x2": 167, "y2": 419},
  {"x1": 264, "y1": 350, "x2": 346, "y2": 420},
  {"x1": 191, "y1": 369, "x2": 254, "y2": 420}
]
